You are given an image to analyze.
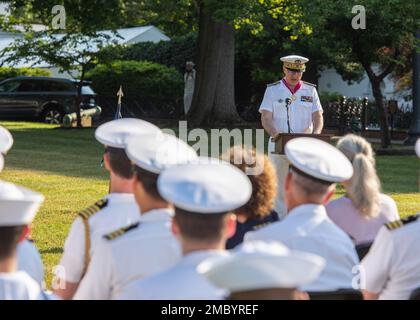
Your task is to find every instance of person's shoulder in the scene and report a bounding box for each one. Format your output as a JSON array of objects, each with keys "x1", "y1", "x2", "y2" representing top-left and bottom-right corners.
[
  {"x1": 246, "y1": 220, "x2": 288, "y2": 241},
  {"x1": 379, "y1": 193, "x2": 398, "y2": 209},
  {"x1": 384, "y1": 214, "x2": 420, "y2": 234},
  {"x1": 266, "y1": 80, "x2": 282, "y2": 87},
  {"x1": 76, "y1": 198, "x2": 109, "y2": 222},
  {"x1": 326, "y1": 196, "x2": 351, "y2": 208},
  {"x1": 301, "y1": 81, "x2": 317, "y2": 88},
  {"x1": 103, "y1": 222, "x2": 141, "y2": 242}
]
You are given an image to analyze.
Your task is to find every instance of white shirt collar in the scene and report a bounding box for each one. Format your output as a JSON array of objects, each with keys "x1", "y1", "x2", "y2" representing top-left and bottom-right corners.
[
  {"x1": 180, "y1": 250, "x2": 229, "y2": 267},
  {"x1": 287, "y1": 203, "x2": 328, "y2": 219},
  {"x1": 140, "y1": 208, "x2": 174, "y2": 222},
  {"x1": 105, "y1": 193, "x2": 135, "y2": 204}
]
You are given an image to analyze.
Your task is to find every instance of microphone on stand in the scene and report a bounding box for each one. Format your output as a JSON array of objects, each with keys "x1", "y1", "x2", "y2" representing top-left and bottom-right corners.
[{"x1": 285, "y1": 98, "x2": 292, "y2": 134}]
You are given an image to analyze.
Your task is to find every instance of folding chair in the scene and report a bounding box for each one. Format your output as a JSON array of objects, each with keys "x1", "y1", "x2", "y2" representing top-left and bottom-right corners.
[{"x1": 308, "y1": 289, "x2": 363, "y2": 300}]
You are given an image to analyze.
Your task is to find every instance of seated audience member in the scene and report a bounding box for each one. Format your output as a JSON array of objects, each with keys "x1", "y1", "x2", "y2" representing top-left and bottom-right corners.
[
  {"x1": 224, "y1": 146, "x2": 278, "y2": 249},
  {"x1": 116, "y1": 159, "x2": 252, "y2": 300},
  {"x1": 0, "y1": 180, "x2": 46, "y2": 300},
  {"x1": 326, "y1": 134, "x2": 399, "y2": 245},
  {"x1": 360, "y1": 139, "x2": 420, "y2": 300},
  {"x1": 245, "y1": 138, "x2": 359, "y2": 292}
]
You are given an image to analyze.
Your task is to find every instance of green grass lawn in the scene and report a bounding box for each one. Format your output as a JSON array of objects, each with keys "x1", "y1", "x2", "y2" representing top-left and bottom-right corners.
[{"x1": 0, "y1": 121, "x2": 419, "y2": 288}]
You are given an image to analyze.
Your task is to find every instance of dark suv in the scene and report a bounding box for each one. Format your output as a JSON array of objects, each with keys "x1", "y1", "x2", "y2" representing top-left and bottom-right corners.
[{"x1": 0, "y1": 76, "x2": 97, "y2": 124}]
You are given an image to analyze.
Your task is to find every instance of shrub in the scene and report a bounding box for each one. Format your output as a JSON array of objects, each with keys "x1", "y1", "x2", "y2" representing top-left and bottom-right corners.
[
  {"x1": 0, "y1": 67, "x2": 51, "y2": 82},
  {"x1": 96, "y1": 33, "x2": 197, "y2": 73},
  {"x1": 86, "y1": 60, "x2": 183, "y2": 100}
]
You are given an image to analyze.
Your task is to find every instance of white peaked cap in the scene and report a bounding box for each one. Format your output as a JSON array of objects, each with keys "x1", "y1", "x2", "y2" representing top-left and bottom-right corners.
[
  {"x1": 285, "y1": 137, "x2": 353, "y2": 183},
  {"x1": 157, "y1": 158, "x2": 252, "y2": 213},
  {"x1": 95, "y1": 118, "x2": 161, "y2": 148},
  {"x1": 198, "y1": 241, "x2": 326, "y2": 292},
  {"x1": 0, "y1": 180, "x2": 44, "y2": 226},
  {"x1": 415, "y1": 139, "x2": 420, "y2": 158},
  {"x1": 0, "y1": 126, "x2": 13, "y2": 154},
  {"x1": 126, "y1": 133, "x2": 198, "y2": 174}
]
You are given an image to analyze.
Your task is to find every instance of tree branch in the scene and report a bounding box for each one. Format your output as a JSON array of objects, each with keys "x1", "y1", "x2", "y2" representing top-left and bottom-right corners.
[{"x1": 378, "y1": 48, "x2": 400, "y2": 82}]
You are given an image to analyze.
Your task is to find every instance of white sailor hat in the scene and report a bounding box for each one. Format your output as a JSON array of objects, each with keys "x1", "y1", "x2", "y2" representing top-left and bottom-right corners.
[
  {"x1": 415, "y1": 139, "x2": 420, "y2": 158},
  {"x1": 0, "y1": 126, "x2": 13, "y2": 154},
  {"x1": 281, "y1": 55, "x2": 309, "y2": 71},
  {"x1": 95, "y1": 118, "x2": 161, "y2": 148},
  {"x1": 285, "y1": 137, "x2": 353, "y2": 183},
  {"x1": 157, "y1": 158, "x2": 252, "y2": 213},
  {"x1": 0, "y1": 181, "x2": 44, "y2": 226},
  {"x1": 197, "y1": 241, "x2": 325, "y2": 292},
  {"x1": 126, "y1": 133, "x2": 198, "y2": 174}
]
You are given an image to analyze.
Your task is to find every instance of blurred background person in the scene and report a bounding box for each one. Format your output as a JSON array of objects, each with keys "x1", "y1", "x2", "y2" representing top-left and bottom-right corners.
[
  {"x1": 184, "y1": 61, "x2": 196, "y2": 115},
  {"x1": 224, "y1": 146, "x2": 278, "y2": 249},
  {"x1": 326, "y1": 134, "x2": 399, "y2": 245}
]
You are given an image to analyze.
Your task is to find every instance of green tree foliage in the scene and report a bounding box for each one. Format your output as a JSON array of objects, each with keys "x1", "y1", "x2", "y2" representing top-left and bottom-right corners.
[{"x1": 298, "y1": 0, "x2": 420, "y2": 147}]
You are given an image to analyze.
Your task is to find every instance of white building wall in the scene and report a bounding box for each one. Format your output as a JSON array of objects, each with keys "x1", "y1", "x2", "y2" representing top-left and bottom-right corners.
[{"x1": 318, "y1": 67, "x2": 412, "y2": 110}]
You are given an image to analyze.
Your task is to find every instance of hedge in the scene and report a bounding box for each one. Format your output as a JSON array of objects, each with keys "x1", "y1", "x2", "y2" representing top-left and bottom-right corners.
[
  {"x1": 86, "y1": 60, "x2": 183, "y2": 100},
  {"x1": 0, "y1": 67, "x2": 51, "y2": 82},
  {"x1": 95, "y1": 33, "x2": 197, "y2": 73}
]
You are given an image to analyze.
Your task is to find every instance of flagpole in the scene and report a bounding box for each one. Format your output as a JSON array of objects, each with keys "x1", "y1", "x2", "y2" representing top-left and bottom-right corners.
[{"x1": 115, "y1": 85, "x2": 123, "y2": 120}]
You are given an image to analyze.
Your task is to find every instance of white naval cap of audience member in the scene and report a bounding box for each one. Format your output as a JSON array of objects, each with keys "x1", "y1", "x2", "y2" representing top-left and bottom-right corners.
[
  {"x1": 156, "y1": 158, "x2": 252, "y2": 214},
  {"x1": 95, "y1": 118, "x2": 161, "y2": 148},
  {"x1": 285, "y1": 137, "x2": 354, "y2": 183},
  {"x1": 0, "y1": 125, "x2": 13, "y2": 154},
  {"x1": 0, "y1": 125, "x2": 14, "y2": 172},
  {"x1": 0, "y1": 180, "x2": 44, "y2": 226},
  {"x1": 197, "y1": 241, "x2": 325, "y2": 292},
  {"x1": 415, "y1": 139, "x2": 420, "y2": 158},
  {"x1": 125, "y1": 132, "x2": 198, "y2": 174}
]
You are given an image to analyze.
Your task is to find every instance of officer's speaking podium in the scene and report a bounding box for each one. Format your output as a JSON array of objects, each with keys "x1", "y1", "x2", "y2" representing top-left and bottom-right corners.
[
  {"x1": 272, "y1": 133, "x2": 334, "y2": 155},
  {"x1": 269, "y1": 133, "x2": 334, "y2": 219}
]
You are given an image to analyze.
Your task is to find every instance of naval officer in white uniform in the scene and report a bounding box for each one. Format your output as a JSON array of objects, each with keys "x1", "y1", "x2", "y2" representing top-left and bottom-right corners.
[
  {"x1": 116, "y1": 158, "x2": 252, "y2": 300},
  {"x1": 245, "y1": 138, "x2": 359, "y2": 292},
  {"x1": 73, "y1": 133, "x2": 197, "y2": 300},
  {"x1": 360, "y1": 139, "x2": 420, "y2": 300},
  {"x1": 55, "y1": 118, "x2": 160, "y2": 299},
  {"x1": 0, "y1": 180, "x2": 46, "y2": 300},
  {"x1": 260, "y1": 55, "x2": 323, "y2": 219},
  {"x1": 0, "y1": 125, "x2": 44, "y2": 287}
]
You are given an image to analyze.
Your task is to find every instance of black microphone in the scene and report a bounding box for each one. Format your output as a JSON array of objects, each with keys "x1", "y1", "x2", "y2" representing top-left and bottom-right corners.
[{"x1": 285, "y1": 98, "x2": 291, "y2": 133}]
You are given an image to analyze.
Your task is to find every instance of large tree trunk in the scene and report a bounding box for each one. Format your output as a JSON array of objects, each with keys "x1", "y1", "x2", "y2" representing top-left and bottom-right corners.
[
  {"x1": 187, "y1": 2, "x2": 241, "y2": 127},
  {"x1": 370, "y1": 78, "x2": 391, "y2": 147}
]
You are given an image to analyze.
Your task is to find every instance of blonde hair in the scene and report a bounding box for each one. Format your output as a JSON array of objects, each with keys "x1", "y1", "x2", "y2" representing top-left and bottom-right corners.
[
  {"x1": 336, "y1": 134, "x2": 380, "y2": 218},
  {"x1": 223, "y1": 146, "x2": 277, "y2": 220}
]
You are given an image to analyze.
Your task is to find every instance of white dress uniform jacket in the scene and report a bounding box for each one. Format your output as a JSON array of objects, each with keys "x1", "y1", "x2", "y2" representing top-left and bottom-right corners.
[
  {"x1": 17, "y1": 240, "x2": 44, "y2": 287},
  {"x1": 73, "y1": 208, "x2": 181, "y2": 300},
  {"x1": 260, "y1": 80, "x2": 322, "y2": 148},
  {"x1": 59, "y1": 193, "x2": 140, "y2": 283},
  {"x1": 259, "y1": 81, "x2": 323, "y2": 220},
  {"x1": 245, "y1": 204, "x2": 359, "y2": 291},
  {"x1": 116, "y1": 250, "x2": 228, "y2": 300},
  {"x1": 0, "y1": 271, "x2": 45, "y2": 300},
  {"x1": 361, "y1": 214, "x2": 420, "y2": 300}
]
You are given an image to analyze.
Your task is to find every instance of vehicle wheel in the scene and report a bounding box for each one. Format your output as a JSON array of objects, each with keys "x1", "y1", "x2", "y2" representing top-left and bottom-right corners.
[{"x1": 42, "y1": 107, "x2": 63, "y2": 124}]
